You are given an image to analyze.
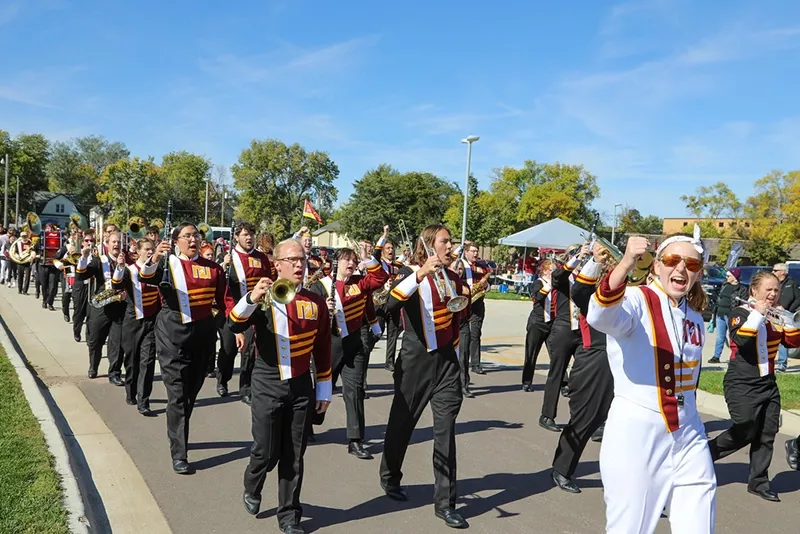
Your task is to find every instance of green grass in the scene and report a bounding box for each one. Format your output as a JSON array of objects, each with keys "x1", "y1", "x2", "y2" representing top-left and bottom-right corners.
[
  {"x1": 484, "y1": 290, "x2": 531, "y2": 301},
  {"x1": 698, "y1": 370, "x2": 800, "y2": 410},
  {"x1": 0, "y1": 345, "x2": 69, "y2": 534}
]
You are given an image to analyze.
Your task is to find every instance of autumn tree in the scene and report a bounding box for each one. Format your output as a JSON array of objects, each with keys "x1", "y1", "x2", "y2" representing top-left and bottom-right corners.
[
  {"x1": 232, "y1": 139, "x2": 338, "y2": 238},
  {"x1": 338, "y1": 164, "x2": 457, "y2": 243},
  {"x1": 443, "y1": 175, "x2": 485, "y2": 244},
  {"x1": 161, "y1": 151, "x2": 212, "y2": 223},
  {"x1": 0, "y1": 131, "x2": 51, "y2": 225}
]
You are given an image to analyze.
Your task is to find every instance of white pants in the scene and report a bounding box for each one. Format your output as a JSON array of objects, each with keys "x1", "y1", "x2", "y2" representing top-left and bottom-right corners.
[
  {"x1": 601, "y1": 396, "x2": 716, "y2": 534},
  {"x1": 0, "y1": 259, "x2": 8, "y2": 283}
]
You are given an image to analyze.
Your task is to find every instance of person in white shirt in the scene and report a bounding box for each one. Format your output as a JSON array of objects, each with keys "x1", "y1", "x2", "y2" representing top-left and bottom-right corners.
[{"x1": 586, "y1": 225, "x2": 715, "y2": 534}]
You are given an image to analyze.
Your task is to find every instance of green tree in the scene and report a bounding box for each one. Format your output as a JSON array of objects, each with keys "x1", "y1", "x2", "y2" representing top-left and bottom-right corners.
[
  {"x1": 338, "y1": 164, "x2": 457, "y2": 243},
  {"x1": 443, "y1": 175, "x2": 483, "y2": 244},
  {"x1": 516, "y1": 161, "x2": 600, "y2": 229},
  {"x1": 618, "y1": 207, "x2": 663, "y2": 235},
  {"x1": 0, "y1": 132, "x2": 50, "y2": 224},
  {"x1": 745, "y1": 170, "x2": 800, "y2": 248},
  {"x1": 231, "y1": 139, "x2": 338, "y2": 237},
  {"x1": 161, "y1": 151, "x2": 212, "y2": 224},
  {"x1": 97, "y1": 158, "x2": 164, "y2": 225},
  {"x1": 46, "y1": 135, "x2": 130, "y2": 213}
]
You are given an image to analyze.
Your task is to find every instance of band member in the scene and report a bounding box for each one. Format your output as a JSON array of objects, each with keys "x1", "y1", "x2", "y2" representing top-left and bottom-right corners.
[
  {"x1": 200, "y1": 244, "x2": 223, "y2": 378},
  {"x1": 587, "y1": 229, "x2": 715, "y2": 533},
  {"x1": 375, "y1": 236, "x2": 404, "y2": 372},
  {"x1": 539, "y1": 251, "x2": 582, "y2": 432},
  {"x1": 38, "y1": 224, "x2": 61, "y2": 310},
  {"x1": 146, "y1": 226, "x2": 160, "y2": 244},
  {"x1": 217, "y1": 222, "x2": 274, "y2": 404},
  {"x1": 522, "y1": 260, "x2": 554, "y2": 391},
  {"x1": 229, "y1": 239, "x2": 332, "y2": 534},
  {"x1": 10, "y1": 230, "x2": 35, "y2": 295},
  {"x1": 310, "y1": 230, "x2": 389, "y2": 459},
  {"x1": 76, "y1": 231, "x2": 126, "y2": 383},
  {"x1": 140, "y1": 224, "x2": 226, "y2": 474},
  {"x1": 6, "y1": 231, "x2": 18, "y2": 287},
  {"x1": 379, "y1": 224, "x2": 469, "y2": 529},
  {"x1": 454, "y1": 260, "x2": 474, "y2": 398},
  {"x1": 551, "y1": 242, "x2": 616, "y2": 493},
  {"x1": 112, "y1": 238, "x2": 161, "y2": 415},
  {"x1": 0, "y1": 227, "x2": 10, "y2": 286},
  {"x1": 53, "y1": 230, "x2": 80, "y2": 323},
  {"x1": 707, "y1": 270, "x2": 800, "y2": 501},
  {"x1": 292, "y1": 226, "x2": 322, "y2": 284},
  {"x1": 460, "y1": 242, "x2": 491, "y2": 375},
  {"x1": 71, "y1": 231, "x2": 94, "y2": 342}
]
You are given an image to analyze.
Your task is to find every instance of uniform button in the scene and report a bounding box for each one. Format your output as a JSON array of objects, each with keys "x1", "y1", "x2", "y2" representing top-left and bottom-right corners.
[
  {"x1": 664, "y1": 364, "x2": 671, "y2": 370},
  {"x1": 666, "y1": 389, "x2": 673, "y2": 395},
  {"x1": 665, "y1": 376, "x2": 672, "y2": 383}
]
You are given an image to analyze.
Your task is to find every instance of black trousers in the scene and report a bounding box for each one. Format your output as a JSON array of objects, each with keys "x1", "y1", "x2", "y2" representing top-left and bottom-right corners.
[
  {"x1": 378, "y1": 305, "x2": 401, "y2": 366},
  {"x1": 708, "y1": 375, "x2": 781, "y2": 492},
  {"x1": 121, "y1": 314, "x2": 157, "y2": 409},
  {"x1": 156, "y1": 312, "x2": 214, "y2": 461},
  {"x1": 360, "y1": 321, "x2": 377, "y2": 387},
  {"x1": 217, "y1": 322, "x2": 256, "y2": 395},
  {"x1": 522, "y1": 313, "x2": 551, "y2": 385},
  {"x1": 16, "y1": 263, "x2": 31, "y2": 294},
  {"x1": 38, "y1": 265, "x2": 59, "y2": 306},
  {"x1": 208, "y1": 311, "x2": 225, "y2": 375},
  {"x1": 380, "y1": 342, "x2": 462, "y2": 511},
  {"x1": 468, "y1": 298, "x2": 485, "y2": 369},
  {"x1": 458, "y1": 319, "x2": 471, "y2": 388},
  {"x1": 541, "y1": 325, "x2": 580, "y2": 420},
  {"x1": 244, "y1": 359, "x2": 313, "y2": 528},
  {"x1": 87, "y1": 306, "x2": 124, "y2": 378},
  {"x1": 72, "y1": 282, "x2": 89, "y2": 339},
  {"x1": 552, "y1": 346, "x2": 614, "y2": 477},
  {"x1": 326, "y1": 333, "x2": 367, "y2": 441},
  {"x1": 61, "y1": 273, "x2": 72, "y2": 320}
]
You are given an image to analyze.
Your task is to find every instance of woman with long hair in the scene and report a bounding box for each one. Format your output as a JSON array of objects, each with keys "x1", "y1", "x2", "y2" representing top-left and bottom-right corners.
[
  {"x1": 708, "y1": 270, "x2": 800, "y2": 501},
  {"x1": 586, "y1": 227, "x2": 715, "y2": 533},
  {"x1": 379, "y1": 223, "x2": 469, "y2": 529}
]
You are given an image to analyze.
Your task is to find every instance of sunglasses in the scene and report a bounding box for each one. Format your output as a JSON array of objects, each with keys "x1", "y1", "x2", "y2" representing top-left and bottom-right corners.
[{"x1": 659, "y1": 253, "x2": 702, "y2": 272}]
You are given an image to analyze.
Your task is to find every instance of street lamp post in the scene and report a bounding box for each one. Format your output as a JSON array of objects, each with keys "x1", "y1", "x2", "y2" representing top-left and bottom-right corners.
[
  {"x1": 2, "y1": 154, "x2": 8, "y2": 228},
  {"x1": 611, "y1": 203, "x2": 623, "y2": 244},
  {"x1": 220, "y1": 186, "x2": 226, "y2": 226},
  {"x1": 460, "y1": 135, "x2": 480, "y2": 247},
  {"x1": 15, "y1": 171, "x2": 20, "y2": 228},
  {"x1": 204, "y1": 179, "x2": 209, "y2": 223}
]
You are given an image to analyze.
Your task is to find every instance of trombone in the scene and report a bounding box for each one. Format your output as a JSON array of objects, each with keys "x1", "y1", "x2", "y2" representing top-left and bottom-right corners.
[
  {"x1": 397, "y1": 219, "x2": 412, "y2": 252},
  {"x1": 419, "y1": 234, "x2": 468, "y2": 313},
  {"x1": 734, "y1": 297, "x2": 800, "y2": 329}
]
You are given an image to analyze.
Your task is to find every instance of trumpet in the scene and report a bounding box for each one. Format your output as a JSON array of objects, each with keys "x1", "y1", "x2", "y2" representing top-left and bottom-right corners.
[
  {"x1": 259, "y1": 278, "x2": 298, "y2": 310},
  {"x1": 734, "y1": 297, "x2": 800, "y2": 329},
  {"x1": 419, "y1": 235, "x2": 468, "y2": 313}
]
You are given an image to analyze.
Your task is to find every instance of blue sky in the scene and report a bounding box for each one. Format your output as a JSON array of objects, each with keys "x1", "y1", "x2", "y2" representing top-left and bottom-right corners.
[{"x1": 2, "y1": 0, "x2": 800, "y2": 223}]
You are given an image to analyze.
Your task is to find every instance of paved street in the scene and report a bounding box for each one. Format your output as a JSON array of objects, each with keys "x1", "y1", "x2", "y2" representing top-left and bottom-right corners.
[{"x1": 1, "y1": 288, "x2": 799, "y2": 533}]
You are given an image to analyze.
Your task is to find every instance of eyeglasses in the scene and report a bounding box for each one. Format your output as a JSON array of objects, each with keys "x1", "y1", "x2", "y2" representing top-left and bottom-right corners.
[
  {"x1": 659, "y1": 253, "x2": 703, "y2": 272},
  {"x1": 178, "y1": 233, "x2": 202, "y2": 241},
  {"x1": 276, "y1": 256, "x2": 306, "y2": 265}
]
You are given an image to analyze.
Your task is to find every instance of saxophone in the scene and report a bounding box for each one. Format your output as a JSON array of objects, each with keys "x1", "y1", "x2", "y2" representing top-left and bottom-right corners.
[
  {"x1": 372, "y1": 280, "x2": 391, "y2": 306},
  {"x1": 470, "y1": 276, "x2": 490, "y2": 301},
  {"x1": 304, "y1": 266, "x2": 325, "y2": 288}
]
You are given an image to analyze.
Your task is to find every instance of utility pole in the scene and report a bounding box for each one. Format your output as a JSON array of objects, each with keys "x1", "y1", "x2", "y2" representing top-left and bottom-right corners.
[
  {"x1": 2, "y1": 154, "x2": 8, "y2": 228},
  {"x1": 220, "y1": 185, "x2": 225, "y2": 226},
  {"x1": 204, "y1": 179, "x2": 209, "y2": 223},
  {"x1": 15, "y1": 171, "x2": 20, "y2": 228}
]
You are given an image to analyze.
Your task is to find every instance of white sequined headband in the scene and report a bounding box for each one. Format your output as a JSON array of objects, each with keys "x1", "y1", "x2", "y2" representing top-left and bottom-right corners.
[{"x1": 656, "y1": 223, "x2": 704, "y2": 257}]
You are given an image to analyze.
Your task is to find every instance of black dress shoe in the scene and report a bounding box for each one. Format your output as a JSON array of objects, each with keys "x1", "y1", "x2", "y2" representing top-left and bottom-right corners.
[
  {"x1": 87, "y1": 370, "x2": 97, "y2": 379},
  {"x1": 522, "y1": 383, "x2": 531, "y2": 392},
  {"x1": 348, "y1": 441, "x2": 373, "y2": 459},
  {"x1": 748, "y1": 487, "x2": 780, "y2": 502},
  {"x1": 539, "y1": 416, "x2": 560, "y2": 432},
  {"x1": 551, "y1": 469, "x2": 581, "y2": 493},
  {"x1": 138, "y1": 404, "x2": 153, "y2": 416},
  {"x1": 385, "y1": 363, "x2": 395, "y2": 372},
  {"x1": 109, "y1": 376, "x2": 124, "y2": 386},
  {"x1": 560, "y1": 385, "x2": 570, "y2": 397},
  {"x1": 381, "y1": 484, "x2": 408, "y2": 501},
  {"x1": 785, "y1": 439, "x2": 799, "y2": 470},
  {"x1": 63, "y1": 315, "x2": 70, "y2": 323},
  {"x1": 241, "y1": 394, "x2": 252, "y2": 405},
  {"x1": 217, "y1": 383, "x2": 228, "y2": 397},
  {"x1": 463, "y1": 386, "x2": 475, "y2": 398},
  {"x1": 242, "y1": 491, "x2": 261, "y2": 515},
  {"x1": 172, "y1": 460, "x2": 193, "y2": 474},
  {"x1": 41, "y1": 301, "x2": 47, "y2": 308},
  {"x1": 125, "y1": 397, "x2": 137, "y2": 406},
  {"x1": 74, "y1": 334, "x2": 81, "y2": 343},
  {"x1": 472, "y1": 366, "x2": 486, "y2": 375},
  {"x1": 279, "y1": 523, "x2": 305, "y2": 534},
  {"x1": 435, "y1": 508, "x2": 468, "y2": 529},
  {"x1": 48, "y1": 305, "x2": 55, "y2": 311}
]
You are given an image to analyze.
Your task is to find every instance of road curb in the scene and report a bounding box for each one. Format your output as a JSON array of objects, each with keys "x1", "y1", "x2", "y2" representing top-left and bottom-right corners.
[{"x1": 0, "y1": 317, "x2": 89, "y2": 534}]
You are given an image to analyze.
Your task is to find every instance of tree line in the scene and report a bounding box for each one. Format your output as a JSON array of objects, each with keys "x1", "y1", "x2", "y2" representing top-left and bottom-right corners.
[{"x1": 2, "y1": 128, "x2": 667, "y2": 250}]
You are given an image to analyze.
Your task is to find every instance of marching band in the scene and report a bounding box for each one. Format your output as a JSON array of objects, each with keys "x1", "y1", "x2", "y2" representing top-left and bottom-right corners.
[{"x1": 4, "y1": 208, "x2": 800, "y2": 534}]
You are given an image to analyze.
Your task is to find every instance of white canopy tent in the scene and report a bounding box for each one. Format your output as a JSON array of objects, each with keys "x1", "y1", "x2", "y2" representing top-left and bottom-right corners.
[{"x1": 498, "y1": 218, "x2": 590, "y2": 248}]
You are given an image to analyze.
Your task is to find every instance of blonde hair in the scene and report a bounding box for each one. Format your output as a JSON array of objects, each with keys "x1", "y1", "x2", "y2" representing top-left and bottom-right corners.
[
  {"x1": 274, "y1": 238, "x2": 303, "y2": 259},
  {"x1": 749, "y1": 270, "x2": 779, "y2": 296}
]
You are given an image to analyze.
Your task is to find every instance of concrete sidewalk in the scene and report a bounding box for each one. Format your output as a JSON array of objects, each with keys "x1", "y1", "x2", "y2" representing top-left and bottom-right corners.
[{"x1": 2, "y1": 290, "x2": 799, "y2": 533}]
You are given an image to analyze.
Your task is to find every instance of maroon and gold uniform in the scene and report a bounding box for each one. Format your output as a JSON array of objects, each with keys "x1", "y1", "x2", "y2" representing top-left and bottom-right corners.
[
  {"x1": 227, "y1": 286, "x2": 332, "y2": 526},
  {"x1": 140, "y1": 254, "x2": 227, "y2": 463},
  {"x1": 113, "y1": 262, "x2": 161, "y2": 412}
]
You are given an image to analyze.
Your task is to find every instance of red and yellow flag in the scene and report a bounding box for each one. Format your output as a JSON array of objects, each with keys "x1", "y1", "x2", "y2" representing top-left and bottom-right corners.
[{"x1": 302, "y1": 199, "x2": 324, "y2": 224}]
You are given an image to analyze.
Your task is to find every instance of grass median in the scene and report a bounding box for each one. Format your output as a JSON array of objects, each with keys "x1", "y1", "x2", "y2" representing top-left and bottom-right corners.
[
  {"x1": 698, "y1": 370, "x2": 800, "y2": 410},
  {"x1": 0, "y1": 345, "x2": 69, "y2": 534},
  {"x1": 484, "y1": 290, "x2": 531, "y2": 301}
]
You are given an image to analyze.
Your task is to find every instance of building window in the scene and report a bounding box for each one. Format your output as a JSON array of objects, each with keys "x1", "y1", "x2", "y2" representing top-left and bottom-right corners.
[
  {"x1": 55, "y1": 204, "x2": 65, "y2": 213},
  {"x1": 718, "y1": 222, "x2": 724, "y2": 228},
  {"x1": 682, "y1": 221, "x2": 688, "y2": 227}
]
